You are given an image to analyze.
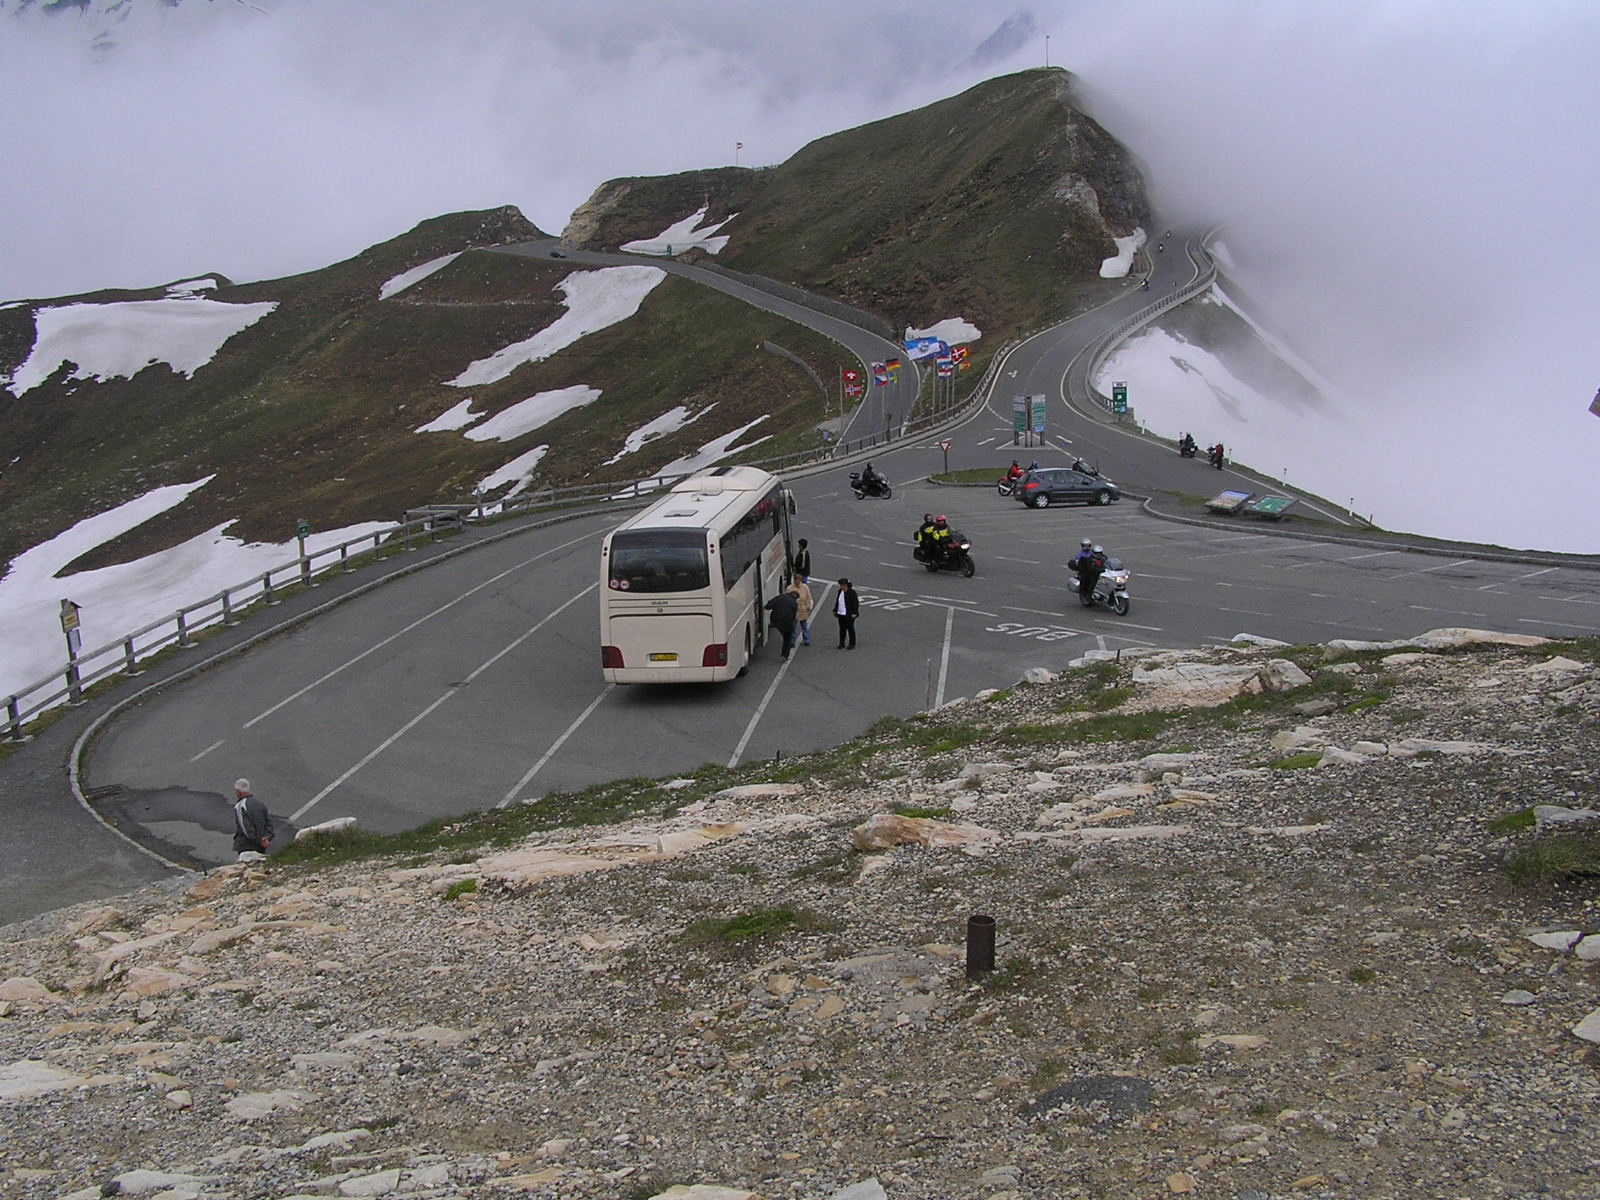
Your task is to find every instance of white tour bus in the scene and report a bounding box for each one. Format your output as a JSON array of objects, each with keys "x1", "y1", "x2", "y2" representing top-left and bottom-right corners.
[{"x1": 600, "y1": 465, "x2": 795, "y2": 683}]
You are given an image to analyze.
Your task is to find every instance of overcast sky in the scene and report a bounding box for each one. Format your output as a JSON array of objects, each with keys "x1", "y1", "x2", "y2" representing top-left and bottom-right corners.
[{"x1": 3, "y1": 0, "x2": 1596, "y2": 551}]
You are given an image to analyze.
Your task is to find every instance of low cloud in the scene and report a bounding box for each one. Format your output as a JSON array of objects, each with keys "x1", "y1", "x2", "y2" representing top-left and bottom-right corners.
[{"x1": 3, "y1": 0, "x2": 1595, "y2": 549}]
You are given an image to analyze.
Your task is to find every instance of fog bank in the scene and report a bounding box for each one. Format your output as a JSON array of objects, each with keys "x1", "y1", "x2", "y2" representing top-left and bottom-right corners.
[{"x1": 3, "y1": 0, "x2": 1595, "y2": 550}]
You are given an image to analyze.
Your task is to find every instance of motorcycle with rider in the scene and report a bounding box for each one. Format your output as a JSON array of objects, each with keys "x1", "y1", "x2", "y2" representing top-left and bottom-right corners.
[{"x1": 1068, "y1": 537, "x2": 1131, "y2": 615}]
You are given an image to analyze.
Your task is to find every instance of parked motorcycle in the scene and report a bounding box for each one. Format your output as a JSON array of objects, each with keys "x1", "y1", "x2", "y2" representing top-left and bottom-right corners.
[
  {"x1": 850, "y1": 471, "x2": 892, "y2": 499},
  {"x1": 996, "y1": 475, "x2": 1020, "y2": 496},
  {"x1": 912, "y1": 529, "x2": 976, "y2": 577},
  {"x1": 1068, "y1": 557, "x2": 1131, "y2": 615},
  {"x1": 1071, "y1": 458, "x2": 1101, "y2": 477}
]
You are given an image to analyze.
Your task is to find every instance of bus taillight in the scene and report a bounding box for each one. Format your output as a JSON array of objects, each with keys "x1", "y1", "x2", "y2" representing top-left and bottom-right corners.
[
  {"x1": 601, "y1": 645, "x2": 624, "y2": 668},
  {"x1": 702, "y1": 643, "x2": 728, "y2": 668}
]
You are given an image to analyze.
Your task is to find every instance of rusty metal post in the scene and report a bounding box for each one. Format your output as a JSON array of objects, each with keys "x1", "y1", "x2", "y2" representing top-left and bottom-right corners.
[{"x1": 966, "y1": 913, "x2": 996, "y2": 979}]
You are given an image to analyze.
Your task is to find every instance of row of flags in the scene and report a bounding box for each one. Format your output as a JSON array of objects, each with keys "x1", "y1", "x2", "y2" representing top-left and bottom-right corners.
[
  {"x1": 839, "y1": 338, "x2": 972, "y2": 397},
  {"x1": 841, "y1": 344, "x2": 969, "y2": 394}
]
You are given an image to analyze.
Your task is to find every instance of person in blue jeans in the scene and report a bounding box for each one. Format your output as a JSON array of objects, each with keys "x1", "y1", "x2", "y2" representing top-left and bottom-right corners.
[{"x1": 788, "y1": 577, "x2": 814, "y2": 646}]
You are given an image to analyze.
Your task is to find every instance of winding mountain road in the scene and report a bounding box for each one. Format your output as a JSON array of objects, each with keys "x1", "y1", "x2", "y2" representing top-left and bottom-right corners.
[{"x1": 6, "y1": 236, "x2": 1599, "y2": 926}]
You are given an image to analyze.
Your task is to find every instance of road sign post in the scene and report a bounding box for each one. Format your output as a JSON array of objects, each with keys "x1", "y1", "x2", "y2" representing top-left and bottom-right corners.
[
  {"x1": 61, "y1": 598, "x2": 83, "y2": 705},
  {"x1": 297, "y1": 520, "x2": 312, "y2": 586},
  {"x1": 1111, "y1": 382, "x2": 1128, "y2": 416},
  {"x1": 939, "y1": 439, "x2": 952, "y2": 475}
]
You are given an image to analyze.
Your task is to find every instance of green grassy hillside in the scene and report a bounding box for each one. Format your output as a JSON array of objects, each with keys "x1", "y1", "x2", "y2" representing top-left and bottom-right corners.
[
  {"x1": 1, "y1": 67, "x2": 1148, "y2": 577},
  {"x1": 0, "y1": 211, "x2": 849, "y2": 572},
  {"x1": 569, "y1": 69, "x2": 1148, "y2": 347}
]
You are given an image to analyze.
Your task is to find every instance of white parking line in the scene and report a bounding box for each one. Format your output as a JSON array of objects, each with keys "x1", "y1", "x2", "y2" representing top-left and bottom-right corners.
[
  {"x1": 188, "y1": 739, "x2": 226, "y2": 763},
  {"x1": 935, "y1": 607, "x2": 955, "y2": 707},
  {"x1": 1388, "y1": 559, "x2": 1474, "y2": 580},
  {"x1": 246, "y1": 526, "x2": 601, "y2": 729},
  {"x1": 500, "y1": 685, "x2": 614, "y2": 806},
  {"x1": 291, "y1": 585, "x2": 597, "y2": 823}
]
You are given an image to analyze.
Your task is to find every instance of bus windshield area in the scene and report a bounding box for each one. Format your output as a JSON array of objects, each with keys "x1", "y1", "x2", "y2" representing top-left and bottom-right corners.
[{"x1": 608, "y1": 530, "x2": 711, "y2": 593}]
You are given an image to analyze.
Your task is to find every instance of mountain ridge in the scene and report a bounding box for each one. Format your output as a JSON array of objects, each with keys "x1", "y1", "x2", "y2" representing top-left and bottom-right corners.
[{"x1": 0, "y1": 69, "x2": 1147, "y2": 578}]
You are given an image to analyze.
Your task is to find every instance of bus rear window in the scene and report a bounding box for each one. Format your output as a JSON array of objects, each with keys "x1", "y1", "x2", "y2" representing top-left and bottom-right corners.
[{"x1": 608, "y1": 530, "x2": 711, "y2": 593}]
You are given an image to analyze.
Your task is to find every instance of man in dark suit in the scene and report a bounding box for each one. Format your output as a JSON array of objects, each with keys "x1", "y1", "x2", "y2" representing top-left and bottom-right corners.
[{"x1": 834, "y1": 578, "x2": 859, "y2": 649}]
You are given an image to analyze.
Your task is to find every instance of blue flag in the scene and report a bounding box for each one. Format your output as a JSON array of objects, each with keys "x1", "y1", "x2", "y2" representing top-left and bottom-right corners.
[{"x1": 904, "y1": 336, "x2": 947, "y2": 361}]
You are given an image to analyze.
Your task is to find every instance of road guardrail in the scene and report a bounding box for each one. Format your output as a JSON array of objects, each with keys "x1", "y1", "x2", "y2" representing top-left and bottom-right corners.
[{"x1": 3, "y1": 345, "x2": 1006, "y2": 742}]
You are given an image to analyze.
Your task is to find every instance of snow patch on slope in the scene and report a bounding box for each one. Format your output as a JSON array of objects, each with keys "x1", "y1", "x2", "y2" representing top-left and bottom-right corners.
[{"x1": 5, "y1": 298, "x2": 276, "y2": 396}]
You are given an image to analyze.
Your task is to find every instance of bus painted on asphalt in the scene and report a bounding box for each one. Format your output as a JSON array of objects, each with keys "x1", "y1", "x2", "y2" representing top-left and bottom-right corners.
[{"x1": 600, "y1": 465, "x2": 794, "y2": 683}]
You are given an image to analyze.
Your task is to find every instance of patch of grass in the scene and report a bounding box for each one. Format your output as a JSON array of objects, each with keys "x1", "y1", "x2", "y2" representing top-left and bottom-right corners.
[
  {"x1": 1503, "y1": 834, "x2": 1600, "y2": 889},
  {"x1": 1063, "y1": 684, "x2": 1135, "y2": 713},
  {"x1": 681, "y1": 907, "x2": 831, "y2": 948},
  {"x1": 1342, "y1": 691, "x2": 1391, "y2": 713},
  {"x1": 1056, "y1": 709, "x2": 1181, "y2": 745},
  {"x1": 272, "y1": 772, "x2": 700, "y2": 869},
  {"x1": 1487, "y1": 809, "x2": 1537, "y2": 834},
  {"x1": 931, "y1": 467, "x2": 1004, "y2": 485},
  {"x1": 1057, "y1": 661, "x2": 1135, "y2": 714},
  {"x1": 1346, "y1": 966, "x2": 1377, "y2": 985},
  {"x1": 976, "y1": 953, "x2": 1040, "y2": 992},
  {"x1": 1269, "y1": 751, "x2": 1323, "y2": 770},
  {"x1": 441, "y1": 878, "x2": 478, "y2": 902},
  {"x1": 1029, "y1": 1057, "x2": 1067, "y2": 1090},
  {"x1": 892, "y1": 803, "x2": 951, "y2": 819},
  {"x1": 1156, "y1": 1032, "x2": 1202, "y2": 1065},
  {"x1": 665, "y1": 867, "x2": 713, "y2": 883},
  {"x1": 999, "y1": 722, "x2": 1070, "y2": 746},
  {"x1": 790, "y1": 849, "x2": 860, "y2": 883},
  {"x1": 1542, "y1": 638, "x2": 1600, "y2": 665}
]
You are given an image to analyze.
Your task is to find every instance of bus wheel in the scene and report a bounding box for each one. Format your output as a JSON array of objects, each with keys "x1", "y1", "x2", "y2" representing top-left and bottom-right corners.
[{"x1": 737, "y1": 624, "x2": 752, "y2": 677}]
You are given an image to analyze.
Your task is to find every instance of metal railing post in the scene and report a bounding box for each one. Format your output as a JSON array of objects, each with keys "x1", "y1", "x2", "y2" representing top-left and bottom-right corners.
[
  {"x1": 222, "y1": 588, "x2": 237, "y2": 627},
  {"x1": 263, "y1": 571, "x2": 278, "y2": 606},
  {"x1": 122, "y1": 636, "x2": 142, "y2": 677},
  {"x1": 175, "y1": 609, "x2": 191, "y2": 648},
  {"x1": 4, "y1": 696, "x2": 26, "y2": 742}
]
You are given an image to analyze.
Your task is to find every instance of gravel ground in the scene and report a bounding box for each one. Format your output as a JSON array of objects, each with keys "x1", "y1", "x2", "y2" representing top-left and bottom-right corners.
[{"x1": 2, "y1": 630, "x2": 1598, "y2": 1200}]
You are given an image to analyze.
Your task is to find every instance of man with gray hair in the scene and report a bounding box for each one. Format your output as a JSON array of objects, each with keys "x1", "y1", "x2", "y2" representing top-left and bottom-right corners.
[{"x1": 231, "y1": 778, "x2": 274, "y2": 861}]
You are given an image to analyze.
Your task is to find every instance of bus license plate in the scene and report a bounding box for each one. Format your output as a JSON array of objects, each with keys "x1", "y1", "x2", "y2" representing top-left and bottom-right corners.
[{"x1": 648, "y1": 652, "x2": 678, "y2": 662}]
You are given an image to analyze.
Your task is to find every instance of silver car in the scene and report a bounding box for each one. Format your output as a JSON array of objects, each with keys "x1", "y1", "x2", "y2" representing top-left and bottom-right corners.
[{"x1": 1012, "y1": 467, "x2": 1120, "y2": 508}]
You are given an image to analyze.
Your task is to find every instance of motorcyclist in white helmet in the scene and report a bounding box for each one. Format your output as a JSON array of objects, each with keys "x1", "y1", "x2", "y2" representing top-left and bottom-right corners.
[{"x1": 1070, "y1": 538, "x2": 1107, "y2": 603}]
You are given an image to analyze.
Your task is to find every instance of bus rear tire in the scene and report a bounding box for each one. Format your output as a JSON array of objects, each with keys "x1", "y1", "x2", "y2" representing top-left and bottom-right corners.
[{"x1": 737, "y1": 625, "x2": 752, "y2": 677}]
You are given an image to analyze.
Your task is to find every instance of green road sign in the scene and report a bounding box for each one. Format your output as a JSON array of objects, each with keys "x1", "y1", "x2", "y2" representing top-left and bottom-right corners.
[
  {"x1": 1111, "y1": 382, "x2": 1128, "y2": 414},
  {"x1": 296, "y1": 520, "x2": 311, "y2": 539}
]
